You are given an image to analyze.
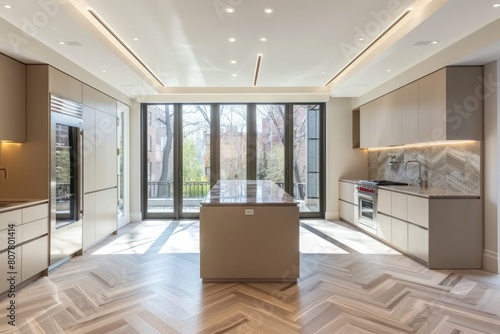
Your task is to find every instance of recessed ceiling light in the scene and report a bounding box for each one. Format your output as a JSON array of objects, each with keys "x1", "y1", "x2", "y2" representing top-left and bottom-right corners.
[
  {"x1": 387, "y1": 69, "x2": 392, "y2": 72},
  {"x1": 358, "y1": 37, "x2": 365, "y2": 41},
  {"x1": 230, "y1": 60, "x2": 237, "y2": 64},
  {"x1": 102, "y1": 69, "x2": 106, "y2": 73},
  {"x1": 225, "y1": 8, "x2": 235, "y2": 13},
  {"x1": 264, "y1": 8, "x2": 273, "y2": 14},
  {"x1": 259, "y1": 37, "x2": 267, "y2": 42},
  {"x1": 58, "y1": 41, "x2": 65, "y2": 45},
  {"x1": 133, "y1": 37, "x2": 139, "y2": 41},
  {"x1": 2, "y1": 4, "x2": 13, "y2": 9},
  {"x1": 228, "y1": 37, "x2": 236, "y2": 42},
  {"x1": 493, "y1": 3, "x2": 500, "y2": 8},
  {"x1": 232, "y1": 74, "x2": 237, "y2": 77},
  {"x1": 432, "y1": 40, "x2": 439, "y2": 44}
]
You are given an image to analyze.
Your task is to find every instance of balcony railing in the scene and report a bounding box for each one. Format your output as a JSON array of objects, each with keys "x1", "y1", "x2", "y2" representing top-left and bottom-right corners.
[{"x1": 147, "y1": 181, "x2": 306, "y2": 200}]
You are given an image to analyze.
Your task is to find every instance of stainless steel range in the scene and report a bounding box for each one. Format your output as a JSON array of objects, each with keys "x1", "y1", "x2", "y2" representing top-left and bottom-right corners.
[{"x1": 356, "y1": 180, "x2": 407, "y2": 232}]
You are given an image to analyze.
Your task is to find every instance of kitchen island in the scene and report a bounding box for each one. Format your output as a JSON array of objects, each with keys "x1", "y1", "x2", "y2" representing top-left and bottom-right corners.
[{"x1": 200, "y1": 180, "x2": 300, "y2": 282}]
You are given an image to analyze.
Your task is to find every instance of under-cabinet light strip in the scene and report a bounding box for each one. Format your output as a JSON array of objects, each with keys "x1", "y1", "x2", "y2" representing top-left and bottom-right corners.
[
  {"x1": 253, "y1": 54, "x2": 263, "y2": 87},
  {"x1": 324, "y1": 8, "x2": 412, "y2": 87},
  {"x1": 87, "y1": 8, "x2": 166, "y2": 87}
]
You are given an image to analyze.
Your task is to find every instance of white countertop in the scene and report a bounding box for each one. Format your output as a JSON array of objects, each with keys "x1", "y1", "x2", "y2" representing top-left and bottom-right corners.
[
  {"x1": 201, "y1": 180, "x2": 298, "y2": 206},
  {"x1": 378, "y1": 185, "x2": 480, "y2": 199}
]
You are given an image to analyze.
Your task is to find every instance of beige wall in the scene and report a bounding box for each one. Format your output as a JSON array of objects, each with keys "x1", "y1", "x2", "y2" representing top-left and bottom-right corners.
[
  {"x1": 129, "y1": 101, "x2": 142, "y2": 222},
  {"x1": 483, "y1": 60, "x2": 500, "y2": 273},
  {"x1": 325, "y1": 97, "x2": 367, "y2": 220}
]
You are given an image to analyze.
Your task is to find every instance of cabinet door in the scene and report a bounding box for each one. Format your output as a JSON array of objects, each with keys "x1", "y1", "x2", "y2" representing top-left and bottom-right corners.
[
  {"x1": 407, "y1": 196, "x2": 429, "y2": 228},
  {"x1": 378, "y1": 189, "x2": 391, "y2": 215},
  {"x1": 391, "y1": 192, "x2": 408, "y2": 221},
  {"x1": 418, "y1": 69, "x2": 446, "y2": 142},
  {"x1": 67, "y1": 76, "x2": 83, "y2": 103},
  {"x1": 21, "y1": 236, "x2": 48, "y2": 282},
  {"x1": 377, "y1": 213, "x2": 392, "y2": 242},
  {"x1": 105, "y1": 188, "x2": 118, "y2": 235},
  {"x1": 0, "y1": 251, "x2": 8, "y2": 293},
  {"x1": 401, "y1": 81, "x2": 419, "y2": 144},
  {"x1": 385, "y1": 90, "x2": 402, "y2": 146},
  {"x1": 83, "y1": 106, "x2": 96, "y2": 193},
  {"x1": 0, "y1": 210, "x2": 22, "y2": 252},
  {"x1": 339, "y1": 200, "x2": 355, "y2": 224},
  {"x1": 372, "y1": 97, "x2": 385, "y2": 147},
  {"x1": 48, "y1": 67, "x2": 68, "y2": 98},
  {"x1": 95, "y1": 191, "x2": 107, "y2": 241},
  {"x1": 95, "y1": 110, "x2": 117, "y2": 189},
  {"x1": 83, "y1": 193, "x2": 97, "y2": 248},
  {"x1": 359, "y1": 103, "x2": 373, "y2": 148},
  {"x1": 0, "y1": 54, "x2": 26, "y2": 142},
  {"x1": 391, "y1": 218, "x2": 408, "y2": 251},
  {"x1": 408, "y1": 224, "x2": 428, "y2": 262},
  {"x1": 339, "y1": 181, "x2": 356, "y2": 204},
  {"x1": 22, "y1": 204, "x2": 48, "y2": 223}
]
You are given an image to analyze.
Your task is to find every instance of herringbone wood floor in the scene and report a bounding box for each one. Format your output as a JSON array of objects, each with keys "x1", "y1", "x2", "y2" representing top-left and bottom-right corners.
[{"x1": 1, "y1": 220, "x2": 499, "y2": 333}]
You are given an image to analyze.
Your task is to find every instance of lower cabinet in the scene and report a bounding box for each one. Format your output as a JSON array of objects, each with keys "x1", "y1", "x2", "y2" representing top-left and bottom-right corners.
[
  {"x1": 391, "y1": 218, "x2": 408, "y2": 252},
  {"x1": 21, "y1": 236, "x2": 48, "y2": 281},
  {"x1": 339, "y1": 180, "x2": 358, "y2": 224},
  {"x1": 83, "y1": 188, "x2": 117, "y2": 249},
  {"x1": 376, "y1": 213, "x2": 392, "y2": 242},
  {"x1": 408, "y1": 224, "x2": 429, "y2": 263},
  {"x1": 339, "y1": 200, "x2": 356, "y2": 224}
]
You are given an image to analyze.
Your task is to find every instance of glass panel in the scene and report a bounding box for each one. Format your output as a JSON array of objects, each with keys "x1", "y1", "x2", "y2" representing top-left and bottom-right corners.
[
  {"x1": 293, "y1": 105, "x2": 320, "y2": 213},
  {"x1": 182, "y1": 105, "x2": 211, "y2": 214},
  {"x1": 55, "y1": 123, "x2": 79, "y2": 228},
  {"x1": 117, "y1": 111, "x2": 124, "y2": 218},
  {"x1": 219, "y1": 105, "x2": 247, "y2": 180},
  {"x1": 146, "y1": 104, "x2": 174, "y2": 214},
  {"x1": 256, "y1": 105, "x2": 285, "y2": 187}
]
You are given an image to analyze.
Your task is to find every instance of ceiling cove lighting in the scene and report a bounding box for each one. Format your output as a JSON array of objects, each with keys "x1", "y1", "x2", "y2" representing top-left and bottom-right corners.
[
  {"x1": 324, "y1": 8, "x2": 412, "y2": 87},
  {"x1": 87, "y1": 8, "x2": 166, "y2": 87},
  {"x1": 253, "y1": 54, "x2": 263, "y2": 87}
]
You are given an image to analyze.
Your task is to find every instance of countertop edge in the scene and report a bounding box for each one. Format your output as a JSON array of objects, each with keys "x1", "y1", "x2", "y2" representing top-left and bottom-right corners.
[
  {"x1": 0, "y1": 199, "x2": 49, "y2": 213},
  {"x1": 339, "y1": 179, "x2": 358, "y2": 184},
  {"x1": 378, "y1": 186, "x2": 480, "y2": 199}
]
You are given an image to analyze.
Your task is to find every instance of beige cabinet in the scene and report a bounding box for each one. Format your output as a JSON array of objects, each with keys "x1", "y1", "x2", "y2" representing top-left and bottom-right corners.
[
  {"x1": 83, "y1": 193, "x2": 97, "y2": 248},
  {"x1": 408, "y1": 224, "x2": 428, "y2": 262},
  {"x1": 391, "y1": 192, "x2": 407, "y2": 221},
  {"x1": 407, "y1": 196, "x2": 429, "y2": 228},
  {"x1": 358, "y1": 66, "x2": 483, "y2": 148},
  {"x1": 83, "y1": 106, "x2": 97, "y2": 193},
  {"x1": 418, "y1": 69, "x2": 446, "y2": 142},
  {"x1": 0, "y1": 53, "x2": 26, "y2": 142},
  {"x1": 391, "y1": 218, "x2": 408, "y2": 251},
  {"x1": 339, "y1": 181, "x2": 358, "y2": 224},
  {"x1": 85, "y1": 188, "x2": 117, "y2": 248},
  {"x1": 377, "y1": 189, "x2": 391, "y2": 215},
  {"x1": 0, "y1": 203, "x2": 49, "y2": 294},
  {"x1": 48, "y1": 67, "x2": 82, "y2": 103},
  {"x1": 401, "y1": 81, "x2": 419, "y2": 144},
  {"x1": 95, "y1": 110, "x2": 117, "y2": 190},
  {"x1": 377, "y1": 213, "x2": 392, "y2": 242}
]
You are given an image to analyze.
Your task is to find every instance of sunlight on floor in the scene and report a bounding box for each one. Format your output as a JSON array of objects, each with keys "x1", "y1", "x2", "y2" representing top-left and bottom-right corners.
[{"x1": 91, "y1": 219, "x2": 400, "y2": 256}]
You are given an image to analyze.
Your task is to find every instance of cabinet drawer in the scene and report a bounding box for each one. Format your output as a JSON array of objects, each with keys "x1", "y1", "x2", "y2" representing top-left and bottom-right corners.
[
  {"x1": 0, "y1": 210, "x2": 22, "y2": 230},
  {"x1": 339, "y1": 182, "x2": 356, "y2": 204},
  {"x1": 391, "y1": 192, "x2": 408, "y2": 220},
  {"x1": 340, "y1": 200, "x2": 355, "y2": 224},
  {"x1": 21, "y1": 235, "x2": 48, "y2": 282},
  {"x1": 378, "y1": 189, "x2": 391, "y2": 215},
  {"x1": 407, "y1": 196, "x2": 429, "y2": 228},
  {"x1": 23, "y1": 204, "x2": 48, "y2": 223},
  {"x1": 20, "y1": 218, "x2": 48, "y2": 243},
  {"x1": 377, "y1": 213, "x2": 392, "y2": 242}
]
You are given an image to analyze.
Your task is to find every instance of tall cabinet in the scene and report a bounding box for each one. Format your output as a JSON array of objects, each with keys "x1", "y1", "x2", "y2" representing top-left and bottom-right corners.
[{"x1": 82, "y1": 84, "x2": 118, "y2": 249}]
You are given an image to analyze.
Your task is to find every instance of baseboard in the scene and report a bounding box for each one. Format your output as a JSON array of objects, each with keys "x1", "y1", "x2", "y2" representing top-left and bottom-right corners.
[
  {"x1": 482, "y1": 249, "x2": 499, "y2": 274},
  {"x1": 130, "y1": 211, "x2": 142, "y2": 222},
  {"x1": 325, "y1": 210, "x2": 339, "y2": 221}
]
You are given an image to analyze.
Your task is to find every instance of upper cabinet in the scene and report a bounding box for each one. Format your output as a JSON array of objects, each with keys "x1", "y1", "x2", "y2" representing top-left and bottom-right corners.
[
  {"x1": 0, "y1": 53, "x2": 26, "y2": 142},
  {"x1": 358, "y1": 66, "x2": 483, "y2": 148},
  {"x1": 48, "y1": 67, "x2": 82, "y2": 103}
]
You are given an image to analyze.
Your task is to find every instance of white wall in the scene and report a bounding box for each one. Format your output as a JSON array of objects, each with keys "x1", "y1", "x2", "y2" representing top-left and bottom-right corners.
[
  {"x1": 129, "y1": 101, "x2": 142, "y2": 222},
  {"x1": 325, "y1": 97, "x2": 367, "y2": 220},
  {"x1": 483, "y1": 60, "x2": 500, "y2": 273}
]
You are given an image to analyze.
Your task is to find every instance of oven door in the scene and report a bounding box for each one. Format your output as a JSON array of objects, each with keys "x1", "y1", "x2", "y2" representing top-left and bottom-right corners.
[{"x1": 358, "y1": 194, "x2": 377, "y2": 231}]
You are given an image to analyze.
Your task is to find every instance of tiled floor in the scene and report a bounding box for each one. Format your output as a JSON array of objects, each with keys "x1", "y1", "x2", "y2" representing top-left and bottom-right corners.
[{"x1": 1, "y1": 219, "x2": 499, "y2": 333}]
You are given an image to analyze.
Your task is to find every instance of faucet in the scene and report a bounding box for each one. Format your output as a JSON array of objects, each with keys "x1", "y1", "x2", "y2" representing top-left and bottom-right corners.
[
  {"x1": 405, "y1": 160, "x2": 422, "y2": 187},
  {"x1": 0, "y1": 167, "x2": 7, "y2": 179}
]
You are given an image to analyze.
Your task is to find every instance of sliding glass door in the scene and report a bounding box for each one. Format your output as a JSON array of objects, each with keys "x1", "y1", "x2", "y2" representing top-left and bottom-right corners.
[{"x1": 142, "y1": 103, "x2": 325, "y2": 219}]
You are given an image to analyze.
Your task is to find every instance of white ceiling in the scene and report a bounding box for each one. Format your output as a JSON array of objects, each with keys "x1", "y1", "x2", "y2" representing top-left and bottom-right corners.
[{"x1": 0, "y1": 0, "x2": 499, "y2": 100}]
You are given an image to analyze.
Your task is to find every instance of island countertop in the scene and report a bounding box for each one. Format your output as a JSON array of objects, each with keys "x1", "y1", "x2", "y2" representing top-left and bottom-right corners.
[{"x1": 201, "y1": 180, "x2": 298, "y2": 206}]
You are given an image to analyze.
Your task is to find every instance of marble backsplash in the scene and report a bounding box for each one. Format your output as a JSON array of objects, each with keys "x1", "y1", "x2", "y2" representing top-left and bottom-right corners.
[{"x1": 368, "y1": 142, "x2": 481, "y2": 195}]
